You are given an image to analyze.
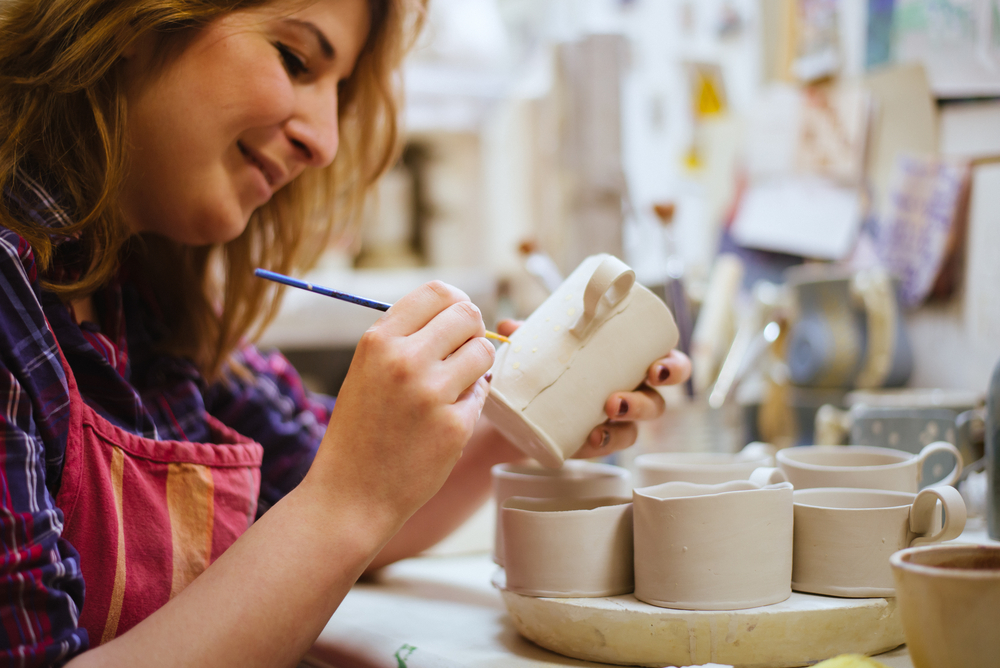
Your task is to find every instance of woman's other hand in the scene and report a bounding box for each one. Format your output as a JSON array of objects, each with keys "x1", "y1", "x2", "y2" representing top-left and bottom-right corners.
[
  {"x1": 495, "y1": 319, "x2": 691, "y2": 460},
  {"x1": 310, "y1": 281, "x2": 495, "y2": 535}
]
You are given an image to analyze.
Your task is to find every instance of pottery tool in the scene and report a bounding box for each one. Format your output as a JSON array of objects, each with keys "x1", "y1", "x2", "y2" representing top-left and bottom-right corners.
[{"x1": 254, "y1": 268, "x2": 511, "y2": 344}]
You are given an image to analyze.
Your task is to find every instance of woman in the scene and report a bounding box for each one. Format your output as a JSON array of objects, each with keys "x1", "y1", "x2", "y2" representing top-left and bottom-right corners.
[{"x1": 0, "y1": 0, "x2": 691, "y2": 666}]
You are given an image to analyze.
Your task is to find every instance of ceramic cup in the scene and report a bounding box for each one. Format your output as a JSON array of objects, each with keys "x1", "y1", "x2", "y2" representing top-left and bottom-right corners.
[
  {"x1": 891, "y1": 544, "x2": 1000, "y2": 668},
  {"x1": 501, "y1": 496, "x2": 633, "y2": 597},
  {"x1": 491, "y1": 460, "x2": 631, "y2": 566},
  {"x1": 633, "y1": 442, "x2": 775, "y2": 487},
  {"x1": 632, "y1": 473, "x2": 793, "y2": 610},
  {"x1": 774, "y1": 442, "x2": 963, "y2": 493},
  {"x1": 791, "y1": 486, "x2": 967, "y2": 597},
  {"x1": 483, "y1": 254, "x2": 678, "y2": 468}
]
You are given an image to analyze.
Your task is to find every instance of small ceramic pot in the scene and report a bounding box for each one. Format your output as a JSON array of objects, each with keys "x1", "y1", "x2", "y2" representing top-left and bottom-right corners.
[
  {"x1": 891, "y1": 544, "x2": 1000, "y2": 668},
  {"x1": 633, "y1": 442, "x2": 775, "y2": 487},
  {"x1": 483, "y1": 254, "x2": 678, "y2": 468},
  {"x1": 632, "y1": 476, "x2": 793, "y2": 610},
  {"x1": 491, "y1": 461, "x2": 631, "y2": 566},
  {"x1": 501, "y1": 496, "x2": 633, "y2": 597},
  {"x1": 792, "y1": 486, "x2": 967, "y2": 597},
  {"x1": 775, "y1": 442, "x2": 963, "y2": 493}
]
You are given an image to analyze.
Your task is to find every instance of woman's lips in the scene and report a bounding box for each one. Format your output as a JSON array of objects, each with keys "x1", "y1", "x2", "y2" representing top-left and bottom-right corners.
[{"x1": 237, "y1": 141, "x2": 279, "y2": 188}]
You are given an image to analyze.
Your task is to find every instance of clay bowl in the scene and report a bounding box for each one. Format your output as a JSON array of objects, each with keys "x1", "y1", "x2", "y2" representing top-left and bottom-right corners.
[
  {"x1": 491, "y1": 461, "x2": 631, "y2": 565},
  {"x1": 501, "y1": 495, "x2": 633, "y2": 597},
  {"x1": 633, "y1": 442, "x2": 775, "y2": 487},
  {"x1": 891, "y1": 543, "x2": 1000, "y2": 668}
]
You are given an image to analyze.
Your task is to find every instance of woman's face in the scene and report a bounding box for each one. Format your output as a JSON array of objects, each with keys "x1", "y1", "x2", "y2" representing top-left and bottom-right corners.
[{"x1": 121, "y1": 0, "x2": 370, "y2": 245}]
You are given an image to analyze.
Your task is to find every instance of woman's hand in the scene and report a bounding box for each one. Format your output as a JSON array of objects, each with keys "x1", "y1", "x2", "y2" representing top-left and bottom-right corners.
[
  {"x1": 495, "y1": 319, "x2": 691, "y2": 460},
  {"x1": 310, "y1": 281, "x2": 496, "y2": 534}
]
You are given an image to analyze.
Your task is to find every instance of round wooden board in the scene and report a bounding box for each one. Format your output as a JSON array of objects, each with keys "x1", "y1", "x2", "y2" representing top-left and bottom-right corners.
[{"x1": 493, "y1": 570, "x2": 904, "y2": 668}]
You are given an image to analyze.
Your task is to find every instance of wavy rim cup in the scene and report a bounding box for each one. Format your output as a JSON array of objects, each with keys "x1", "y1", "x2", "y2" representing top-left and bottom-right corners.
[
  {"x1": 501, "y1": 495, "x2": 632, "y2": 514},
  {"x1": 890, "y1": 543, "x2": 1000, "y2": 578},
  {"x1": 633, "y1": 477, "x2": 792, "y2": 500}
]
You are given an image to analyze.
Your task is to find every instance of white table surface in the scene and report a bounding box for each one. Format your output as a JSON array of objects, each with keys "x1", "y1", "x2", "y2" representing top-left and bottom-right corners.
[{"x1": 306, "y1": 511, "x2": 998, "y2": 668}]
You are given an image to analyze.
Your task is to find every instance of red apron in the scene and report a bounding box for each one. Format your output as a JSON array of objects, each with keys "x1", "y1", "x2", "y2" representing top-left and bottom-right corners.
[{"x1": 53, "y1": 349, "x2": 264, "y2": 646}]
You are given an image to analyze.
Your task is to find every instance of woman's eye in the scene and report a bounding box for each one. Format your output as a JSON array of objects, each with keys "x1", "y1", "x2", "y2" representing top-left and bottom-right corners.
[{"x1": 275, "y1": 42, "x2": 308, "y2": 76}]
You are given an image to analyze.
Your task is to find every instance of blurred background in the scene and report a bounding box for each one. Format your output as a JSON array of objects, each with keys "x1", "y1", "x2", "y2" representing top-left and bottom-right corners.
[{"x1": 260, "y1": 0, "x2": 1000, "y2": 465}]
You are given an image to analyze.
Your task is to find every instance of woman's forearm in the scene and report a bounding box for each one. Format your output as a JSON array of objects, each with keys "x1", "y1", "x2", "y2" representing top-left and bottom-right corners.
[{"x1": 365, "y1": 417, "x2": 523, "y2": 572}]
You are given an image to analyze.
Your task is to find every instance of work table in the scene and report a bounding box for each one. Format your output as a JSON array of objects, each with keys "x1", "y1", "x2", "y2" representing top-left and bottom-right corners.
[{"x1": 305, "y1": 509, "x2": 997, "y2": 667}]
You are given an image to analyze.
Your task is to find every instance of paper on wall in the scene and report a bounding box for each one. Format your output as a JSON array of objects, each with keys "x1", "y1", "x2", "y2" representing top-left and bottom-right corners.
[{"x1": 731, "y1": 176, "x2": 862, "y2": 260}]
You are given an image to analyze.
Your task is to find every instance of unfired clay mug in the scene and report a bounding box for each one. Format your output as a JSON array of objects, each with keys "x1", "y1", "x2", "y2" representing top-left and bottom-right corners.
[
  {"x1": 483, "y1": 254, "x2": 678, "y2": 468},
  {"x1": 891, "y1": 544, "x2": 1000, "y2": 668},
  {"x1": 633, "y1": 442, "x2": 775, "y2": 487},
  {"x1": 491, "y1": 461, "x2": 631, "y2": 566},
  {"x1": 791, "y1": 486, "x2": 967, "y2": 597},
  {"x1": 775, "y1": 442, "x2": 963, "y2": 493},
  {"x1": 632, "y1": 474, "x2": 793, "y2": 610},
  {"x1": 501, "y1": 496, "x2": 633, "y2": 597}
]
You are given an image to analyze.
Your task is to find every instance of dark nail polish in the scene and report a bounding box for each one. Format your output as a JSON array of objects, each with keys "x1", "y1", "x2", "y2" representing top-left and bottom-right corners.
[
  {"x1": 484, "y1": 372, "x2": 493, "y2": 383},
  {"x1": 617, "y1": 399, "x2": 629, "y2": 416},
  {"x1": 657, "y1": 365, "x2": 670, "y2": 383}
]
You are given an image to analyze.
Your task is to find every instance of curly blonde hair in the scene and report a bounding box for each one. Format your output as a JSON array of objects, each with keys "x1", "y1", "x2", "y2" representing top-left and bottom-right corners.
[{"x1": 0, "y1": 0, "x2": 424, "y2": 379}]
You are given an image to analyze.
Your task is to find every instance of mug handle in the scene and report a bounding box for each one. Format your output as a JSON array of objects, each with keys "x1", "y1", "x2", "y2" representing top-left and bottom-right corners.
[
  {"x1": 570, "y1": 256, "x2": 635, "y2": 338},
  {"x1": 909, "y1": 485, "x2": 967, "y2": 546},
  {"x1": 917, "y1": 440, "x2": 964, "y2": 488},
  {"x1": 749, "y1": 466, "x2": 787, "y2": 486}
]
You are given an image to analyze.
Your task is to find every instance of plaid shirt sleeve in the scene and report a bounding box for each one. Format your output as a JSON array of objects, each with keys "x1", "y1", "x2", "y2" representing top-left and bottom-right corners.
[
  {"x1": 204, "y1": 345, "x2": 335, "y2": 517},
  {"x1": 0, "y1": 230, "x2": 88, "y2": 665}
]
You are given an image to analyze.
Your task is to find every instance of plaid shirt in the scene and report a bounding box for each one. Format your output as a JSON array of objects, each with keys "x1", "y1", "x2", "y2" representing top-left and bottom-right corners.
[{"x1": 0, "y1": 173, "x2": 334, "y2": 665}]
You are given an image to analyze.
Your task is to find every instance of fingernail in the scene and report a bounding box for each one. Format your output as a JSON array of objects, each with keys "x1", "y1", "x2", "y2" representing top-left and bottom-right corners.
[
  {"x1": 617, "y1": 399, "x2": 629, "y2": 416},
  {"x1": 599, "y1": 429, "x2": 611, "y2": 449},
  {"x1": 484, "y1": 372, "x2": 493, "y2": 383},
  {"x1": 657, "y1": 365, "x2": 670, "y2": 383}
]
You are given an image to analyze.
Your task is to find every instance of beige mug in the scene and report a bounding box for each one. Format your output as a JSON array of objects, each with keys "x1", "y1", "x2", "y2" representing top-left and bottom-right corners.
[
  {"x1": 791, "y1": 486, "x2": 967, "y2": 597},
  {"x1": 490, "y1": 461, "x2": 631, "y2": 566},
  {"x1": 774, "y1": 442, "x2": 962, "y2": 493},
  {"x1": 483, "y1": 254, "x2": 678, "y2": 468},
  {"x1": 501, "y1": 496, "x2": 633, "y2": 598}
]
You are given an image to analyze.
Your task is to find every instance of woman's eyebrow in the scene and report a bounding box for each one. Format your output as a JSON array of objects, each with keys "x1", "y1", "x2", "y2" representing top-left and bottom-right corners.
[{"x1": 282, "y1": 18, "x2": 334, "y2": 59}]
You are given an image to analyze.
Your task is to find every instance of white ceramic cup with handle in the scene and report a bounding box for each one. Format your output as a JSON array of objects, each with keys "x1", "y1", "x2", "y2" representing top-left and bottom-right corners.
[
  {"x1": 774, "y1": 442, "x2": 963, "y2": 493},
  {"x1": 483, "y1": 254, "x2": 678, "y2": 468},
  {"x1": 791, "y1": 486, "x2": 967, "y2": 597}
]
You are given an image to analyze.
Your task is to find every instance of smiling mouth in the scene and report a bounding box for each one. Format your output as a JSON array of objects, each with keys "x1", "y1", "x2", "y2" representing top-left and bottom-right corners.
[{"x1": 237, "y1": 141, "x2": 273, "y2": 186}]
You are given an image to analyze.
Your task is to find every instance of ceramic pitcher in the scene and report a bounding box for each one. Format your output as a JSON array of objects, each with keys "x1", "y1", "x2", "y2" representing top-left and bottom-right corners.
[
  {"x1": 632, "y1": 473, "x2": 793, "y2": 610},
  {"x1": 483, "y1": 254, "x2": 678, "y2": 468}
]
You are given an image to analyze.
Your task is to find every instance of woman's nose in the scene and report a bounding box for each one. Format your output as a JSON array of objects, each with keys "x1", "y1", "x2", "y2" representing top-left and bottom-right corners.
[{"x1": 284, "y1": 83, "x2": 339, "y2": 168}]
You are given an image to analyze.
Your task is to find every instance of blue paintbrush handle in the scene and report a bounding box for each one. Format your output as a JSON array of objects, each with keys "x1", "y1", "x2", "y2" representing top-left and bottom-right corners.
[{"x1": 254, "y1": 268, "x2": 392, "y2": 311}]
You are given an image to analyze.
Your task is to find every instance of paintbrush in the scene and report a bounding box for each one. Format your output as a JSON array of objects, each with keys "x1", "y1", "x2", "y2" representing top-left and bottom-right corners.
[{"x1": 254, "y1": 268, "x2": 511, "y2": 344}]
